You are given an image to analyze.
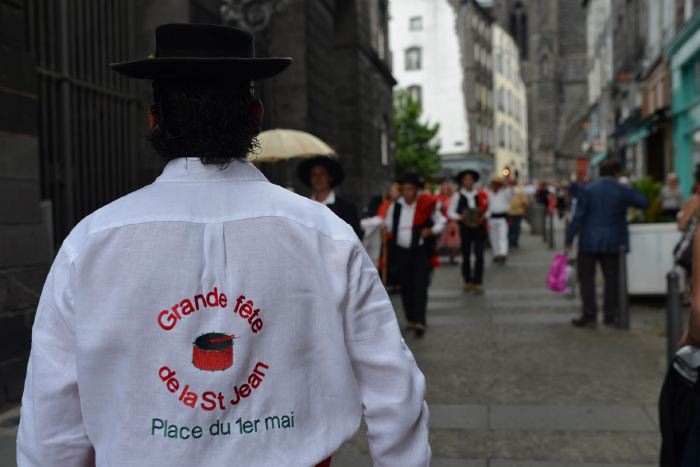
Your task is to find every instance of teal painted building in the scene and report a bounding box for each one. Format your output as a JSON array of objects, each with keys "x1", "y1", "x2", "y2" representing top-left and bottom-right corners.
[{"x1": 668, "y1": 9, "x2": 700, "y2": 195}]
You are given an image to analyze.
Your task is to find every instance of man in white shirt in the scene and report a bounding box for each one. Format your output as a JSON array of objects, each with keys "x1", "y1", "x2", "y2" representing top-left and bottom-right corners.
[
  {"x1": 17, "y1": 24, "x2": 430, "y2": 467},
  {"x1": 486, "y1": 176, "x2": 512, "y2": 264},
  {"x1": 384, "y1": 173, "x2": 446, "y2": 338},
  {"x1": 447, "y1": 170, "x2": 488, "y2": 294}
]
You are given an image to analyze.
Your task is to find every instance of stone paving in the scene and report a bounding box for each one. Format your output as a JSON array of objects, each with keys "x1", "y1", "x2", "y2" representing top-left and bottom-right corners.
[
  {"x1": 333, "y1": 229, "x2": 667, "y2": 467},
  {"x1": 0, "y1": 228, "x2": 668, "y2": 467}
]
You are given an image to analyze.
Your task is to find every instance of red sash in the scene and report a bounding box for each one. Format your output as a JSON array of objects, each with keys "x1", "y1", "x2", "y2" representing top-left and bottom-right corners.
[{"x1": 413, "y1": 193, "x2": 437, "y2": 226}]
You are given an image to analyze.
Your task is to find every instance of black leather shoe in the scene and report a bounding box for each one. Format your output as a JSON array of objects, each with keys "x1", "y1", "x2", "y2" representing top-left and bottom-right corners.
[
  {"x1": 414, "y1": 324, "x2": 426, "y2": 338},
  {"x1": 603, "y1": 318, "x2": 617, "y2": 327},
  {"x1": 571, "y1": 317, "x2": 596, "y2": 328}
]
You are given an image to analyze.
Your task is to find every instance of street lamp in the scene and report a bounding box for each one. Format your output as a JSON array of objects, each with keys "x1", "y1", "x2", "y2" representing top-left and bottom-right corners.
[{"x1": 220, "y1": 0, "x2": 291, "y2": 32}]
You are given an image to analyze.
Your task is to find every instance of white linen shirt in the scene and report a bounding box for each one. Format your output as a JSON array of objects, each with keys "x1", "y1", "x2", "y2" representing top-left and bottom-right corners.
[
  {"x1": 17, "y1": 158, "x2": 430, "y2": 467},
  {"x1": 486, "y1": 188, "x2": 512, "y2": 215}
]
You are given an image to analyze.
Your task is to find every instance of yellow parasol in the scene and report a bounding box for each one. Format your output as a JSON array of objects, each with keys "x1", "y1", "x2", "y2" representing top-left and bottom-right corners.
[{"x1": 253, "y1": 129, "x2": 336, "y2": 163}]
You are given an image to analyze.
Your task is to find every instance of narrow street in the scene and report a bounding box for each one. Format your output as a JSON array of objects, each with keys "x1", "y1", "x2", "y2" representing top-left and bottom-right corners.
[
  {"x1": 0, "y1": 228, "x2": 668, "y2": 467},
  {"x1": 335, "y1": 227, "x2": 666, "y2": 467}
]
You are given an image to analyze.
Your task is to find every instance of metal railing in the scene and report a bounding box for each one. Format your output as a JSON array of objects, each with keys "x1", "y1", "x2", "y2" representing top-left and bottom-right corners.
[{"x1": 28, "y1": 0, "x2": 139, "y2": 247}]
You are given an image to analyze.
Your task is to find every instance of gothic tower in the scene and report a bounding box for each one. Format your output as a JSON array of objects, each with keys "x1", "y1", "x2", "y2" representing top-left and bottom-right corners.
[{"x1": 492, "y1": 0, "x2": 587, "y2": 179}]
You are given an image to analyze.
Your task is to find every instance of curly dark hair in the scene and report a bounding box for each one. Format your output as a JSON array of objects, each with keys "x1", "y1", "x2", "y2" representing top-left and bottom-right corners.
[{"x1": 147, "y1": 79, "x2": 261, "y2": 166}]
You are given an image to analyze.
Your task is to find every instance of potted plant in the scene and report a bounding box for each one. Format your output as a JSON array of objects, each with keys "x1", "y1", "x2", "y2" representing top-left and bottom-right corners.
[{"x1": 627, "y1": 177, "x2": 682, "y2": 295}]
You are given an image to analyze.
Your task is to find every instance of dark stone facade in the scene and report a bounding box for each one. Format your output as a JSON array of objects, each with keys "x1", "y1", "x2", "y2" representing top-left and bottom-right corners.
[
  {"x1": 0, "y1": 0, "x2": 52, "y2": 406},
  {"x1": 258, "y1": 0, "x2": 395, "y2": 209}
]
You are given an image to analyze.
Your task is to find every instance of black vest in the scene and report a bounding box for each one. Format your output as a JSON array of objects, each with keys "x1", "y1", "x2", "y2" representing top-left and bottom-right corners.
[{"x1": 457, "y1": 192, "x2": 485, "y2": 230}]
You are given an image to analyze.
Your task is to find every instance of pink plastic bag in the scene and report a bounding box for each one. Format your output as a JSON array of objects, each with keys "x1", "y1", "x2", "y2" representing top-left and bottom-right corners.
[{"x1": 547, "y1": 253, "x2": 572, "y2": 294}]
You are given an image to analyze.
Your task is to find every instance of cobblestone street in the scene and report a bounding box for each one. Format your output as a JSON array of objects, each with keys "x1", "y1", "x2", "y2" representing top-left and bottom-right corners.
[
  {"x1": 334, "y1": 227, "x2": 667, "y2": 467},
  {"x1": 0, "y1": 228, "x2": 669, "y2": 467}
]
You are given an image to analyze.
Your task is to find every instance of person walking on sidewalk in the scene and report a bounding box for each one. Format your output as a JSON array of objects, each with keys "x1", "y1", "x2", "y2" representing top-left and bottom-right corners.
[
  {"x1": 486, "y1": 175, "x2": 512, "y2": 264},
  {"x1": 508, "y1": 177, "x2": 528, "y2": 248},
  {"x1": 385, "y1": 173, "x2": 446, "y2": 337},
  {"x1": 448, "y1": 169, "x2": 488, "y2": 294},
  {"x1": 17, "y1": 24, "x2": 430, "y2": 467},
  {"x1": 565, "y1": 160, "x2": 648, "y2": 328},
  {"x1": 298, "y1": 155, "x2": 362, "y2": 238}
]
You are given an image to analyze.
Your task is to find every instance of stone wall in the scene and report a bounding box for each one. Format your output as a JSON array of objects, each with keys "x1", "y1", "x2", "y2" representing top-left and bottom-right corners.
[
  {"x1": 0, "y1": 0, "x2": 51, "y2": 406},
  {"x1": 262, "y1": 0, "x2": 395, "y2": 209}
]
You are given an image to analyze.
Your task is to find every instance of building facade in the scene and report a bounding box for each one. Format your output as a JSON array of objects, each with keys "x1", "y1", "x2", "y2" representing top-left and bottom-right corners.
[
  {"x1": 492, "y1": 0, "x2": 587, "y2": 180},
  {"x1": 389, "y1": 0, "x2": 470, "y2": 169},
  {"x1": 451, "y1": 0, "x2": 495, "y2": 181},
  {"x1": 668, "y1": 7, "x2": 700, "y2": 194},
  {"x1": 581, "y1": 0, "x2": 699, "y2": 187},
  {"x1": 492, "y1": 23, "x2": 528, "y2": 180},
  {"x1": 254, "y1": 0, "x2": 395, "y2": 209},
  {"x1": 0, "y1": 0, "x2": 223, "y2": 409},
  {"x1": 585, "y1": 0, "x2": 615, "y2": 168},
  {"x1": 0, "y1": 0, "x2": 52, "y2": 407}
]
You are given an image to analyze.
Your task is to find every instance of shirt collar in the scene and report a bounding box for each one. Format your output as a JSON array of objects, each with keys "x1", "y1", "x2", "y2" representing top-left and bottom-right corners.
[
  {"x1": 398, "y1": 196, "x2": 417, "y2": 208},
  {"x1": 460, "y1": 188, "x2": 476, "y2": 197},
  {"x1": 155, "y1": 157, "x2": 268, "y2": 183},
  {"x1": 312, "y1": 190, "x2": 336, "y2": 205}
]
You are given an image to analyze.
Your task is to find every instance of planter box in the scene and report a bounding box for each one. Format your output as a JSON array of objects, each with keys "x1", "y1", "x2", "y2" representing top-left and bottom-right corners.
[{"x1": 627, "y1": 223, "x2": 681, "y2": 295}]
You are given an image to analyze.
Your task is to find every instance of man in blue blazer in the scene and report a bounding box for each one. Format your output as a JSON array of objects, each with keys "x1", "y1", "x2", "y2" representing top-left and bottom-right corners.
[{"x1": 565, "y1": 160, "x2": 648, "y2": 328}]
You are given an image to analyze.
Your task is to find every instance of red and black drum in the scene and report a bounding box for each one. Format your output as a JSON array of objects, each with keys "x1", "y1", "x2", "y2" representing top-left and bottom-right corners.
[{"x1": 192, "y1": 332, "x2": 234, "y2": 371}]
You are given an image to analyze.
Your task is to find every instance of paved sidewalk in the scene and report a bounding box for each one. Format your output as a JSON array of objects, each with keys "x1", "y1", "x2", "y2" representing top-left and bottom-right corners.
[
  {"x1": 333, "y1": 229, "x2": 667, "y2": 466},
  {"x1": 0, "y1": 229, "x2": 668, "y2": 467}
]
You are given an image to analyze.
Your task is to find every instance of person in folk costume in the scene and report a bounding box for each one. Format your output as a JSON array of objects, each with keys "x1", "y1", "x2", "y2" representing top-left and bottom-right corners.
[
  {"x1": 362, "y1": 182, "x2": 401, "y2": 288},
  {"x1": 486, "y1": 175, "x2": 513, "y2": 264},
  {"x1": 436, "y1": 180, "x2": 461, "y2": 263},
  {"x1": 360, "y1": 183, "x2": 397, "y2": 268},
  {"x1": 17, "y1": 24, "x2": 430, "y2": 467},
  {"x1": 508, "y1": 177, "x2": 529, "y2": 248},
  {"x1": 384, "y1": 173, "x2": 446, "y2": 338},
  {"x1": 448, "y1": 169, "x2": 489, "y2": 294},
  {"x1": 297, "y1": 155, "x2": 362, "y2": 238}
]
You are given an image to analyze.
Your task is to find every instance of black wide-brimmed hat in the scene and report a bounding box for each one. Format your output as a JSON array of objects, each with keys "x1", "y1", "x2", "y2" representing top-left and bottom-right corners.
[
  {"x1": 298, "y1": 156, "x2": 345, "y2": 188},
  {"x1": 110, "y1": 23, "x2": 292, "y2": 80},
  {"x1": 455, "y1": 169, "x2": 480, "y2": 184},
  {"x1": 398, "y1": 172, "x2": 423, "y2": 187}
]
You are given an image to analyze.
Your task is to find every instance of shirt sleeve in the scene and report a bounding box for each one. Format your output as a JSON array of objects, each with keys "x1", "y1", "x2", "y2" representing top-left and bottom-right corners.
[
  {"x1": 430, "y1": 207, "x2": 447, "y2": 236},
  {"x1": 343, "y1": 240, "x2": 431, "y2": 467},
  {"x1": 384, "y1": 202, "x2": 395, "y2": 232},
  {"x1": 565, "y1": 188, "x2": 589, "y2": 246},
  {"x1": 625, "y1": 187, "x2": 649, "y2": 210},
  {"x1": 447, "y1": 193, "x2": 461, "y2": 221},
  {"x1": 17, "y1": 245, "x2": 95, "y2": 467}
]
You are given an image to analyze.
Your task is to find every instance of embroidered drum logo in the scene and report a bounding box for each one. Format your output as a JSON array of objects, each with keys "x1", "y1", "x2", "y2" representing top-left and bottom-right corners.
[
  {"x1": 155, "y1": 287, "x2": 270, "y2": 411},
  {"x1": 192, "y1": 332, "x2": 236, "y2": 371}
]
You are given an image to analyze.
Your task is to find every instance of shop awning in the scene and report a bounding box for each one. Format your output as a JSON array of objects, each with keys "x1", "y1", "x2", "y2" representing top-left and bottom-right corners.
[
  {"x1": 591, "y1": 151, "x2": 608, "y2": 166},
  {"x1": 626, "y1": 126, "x2": 650, "y2": 145},
  {"x1": 624, "y1": 113, "x2": 661, "y2": 146}
]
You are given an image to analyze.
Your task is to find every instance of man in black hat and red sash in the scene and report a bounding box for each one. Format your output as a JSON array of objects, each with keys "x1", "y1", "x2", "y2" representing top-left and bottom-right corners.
[
  {"x1": 384, "y1": 173, "x2": 446, "y2": 338},
  {"x1": 17, "y1": 24, "x2": 430, "y2": 467},
  {"x1": 448, "y1": 169, "x2": 489, "y2": 294},
  {"x1": 298, "y1": 156, "x2": 362, "y2": 237}
]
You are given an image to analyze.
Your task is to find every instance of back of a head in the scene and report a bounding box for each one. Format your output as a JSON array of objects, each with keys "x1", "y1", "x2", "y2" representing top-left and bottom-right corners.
[
  {"x1": 599, "y1": 160, "x2": 621, "y2": 178},
  {"x1": 148, "y1": 79, "x2": 260, "y2": 166}
]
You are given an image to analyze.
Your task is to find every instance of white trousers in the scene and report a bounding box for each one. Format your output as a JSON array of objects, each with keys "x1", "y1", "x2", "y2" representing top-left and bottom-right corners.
[{"x1": 489, "y1": 217, "x2": 509, "y2": 257}]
